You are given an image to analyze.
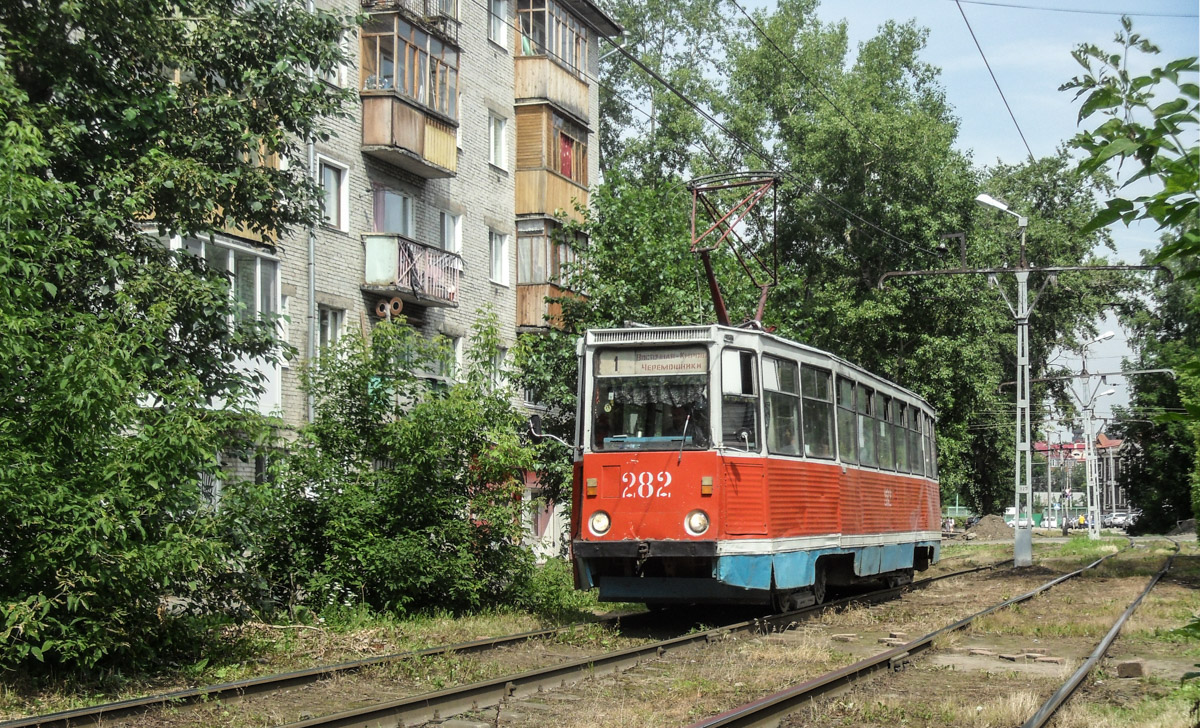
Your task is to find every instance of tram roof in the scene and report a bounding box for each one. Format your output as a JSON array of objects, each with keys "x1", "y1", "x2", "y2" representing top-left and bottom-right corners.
[{"x1": 582, "y1": 324, "x2": 936, "y2": 417}]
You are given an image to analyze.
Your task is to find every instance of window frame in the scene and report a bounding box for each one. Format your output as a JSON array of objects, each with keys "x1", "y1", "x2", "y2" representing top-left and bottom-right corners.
[
  {"x1": 488, "y1": 111, "x2": 508, "y2": 169},
  {"x1": 800, "y1": 364, "x2": 835, "y2": 460},
  {"x1": 763, "y1": 355, "x2": 801, "y2": 457},
  {"x1": 489, "y1": 228, "x2": 510, "y2": 285},
  {"x1": 318, "y1": 157, "x2": 349, "y2": 232},
  {"x1": 318, "y1": 305, "x2": 345, "y2": 351},
  {"x1": 489, "y1": 0, "x2": 509, "y2": 49},
  {"x1": 372, "y1": 183, "x2": 414, "y2": 237}
]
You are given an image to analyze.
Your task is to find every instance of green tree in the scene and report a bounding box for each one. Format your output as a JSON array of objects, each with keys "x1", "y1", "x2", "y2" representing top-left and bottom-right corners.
[
  {"x1": 257, "y1": 313, "x2": 538, "y2": 615},
  {"x1": 1062, "y1": 18, "x2": 1199, "y2": 532},
  {"x1": 0, "y1": 1, "x2": 350, "y2": 669}
]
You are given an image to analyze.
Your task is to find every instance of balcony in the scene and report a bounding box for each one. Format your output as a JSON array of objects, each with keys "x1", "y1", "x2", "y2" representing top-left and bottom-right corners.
[
  {"x1": 514, "y1": 55, "x2": 589, "y2": 122},
  {"x1": 517, "y1": 283, "x2": 582, "y2": 329},
  {"x1": 362, "y1": 95, "x2": 457, "y2": 178},
  {"x1": 361, "y1": 0, "x2": 459, "y2": 45},
  {"x1": 363, "y1": 233, "x2": 462, "y2": 308},
  {"x1": 516, "y1": 169, "x2": 587, "y2": 223}
]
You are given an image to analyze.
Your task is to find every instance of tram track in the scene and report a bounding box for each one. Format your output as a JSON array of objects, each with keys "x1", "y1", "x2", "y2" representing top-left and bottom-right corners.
[
  {"x1": 685, "y1": 537, "x2": 1178, "y2": 728},
  {"x1": 1, "y1": 561, "x2": 1004, "y2": 728},
  {"x1": 266, "y1": 563, "x2": 1000, "y2": 728},
  {"x1": 0, "y1": 613, "x2": 651, "y2": 728}
]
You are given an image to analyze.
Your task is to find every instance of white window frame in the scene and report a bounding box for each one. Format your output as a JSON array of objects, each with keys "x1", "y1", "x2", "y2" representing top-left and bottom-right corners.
[
  {"x1": 489, "y1": 0, "x2": 509, "y2": 50},
  {"x1": 491, "y1": 346, "x2": 508, "y2": 390},
  {"x1": 373, "y1": 184, "x2": 414, "y2": 237},
  {"x1": 438, "y1": 210, "x2": 462, "y2": 253},
  {"x1": 488, "y1": 112, "x2": 507, "y2": 169},
  {"x1": 318, "y1": 156, "x2": 349, "y2": 232},
  {"x1": 318, "y1": 305, "x2": 345, "y2": 351},
  {"x1": 489, "y1": 228, "x2": 510, "y2": 285}
]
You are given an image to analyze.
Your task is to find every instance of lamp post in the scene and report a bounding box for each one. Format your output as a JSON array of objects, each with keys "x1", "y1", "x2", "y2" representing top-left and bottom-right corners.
[
  {"x1": 974, "y1": 193, "x2": 1035, "y2": 566},
  {"x1": 879, "y1": 196, "x2": 1169, "y2": 565},
  {"x1": 1081, "y1": 385, "x2": 1115, "y2": 540}
]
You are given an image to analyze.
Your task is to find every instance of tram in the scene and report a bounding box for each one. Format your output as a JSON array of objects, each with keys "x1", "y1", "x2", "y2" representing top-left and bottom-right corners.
[{"x1": 570, "y1": 324, "x2": 941, "y2": 609}]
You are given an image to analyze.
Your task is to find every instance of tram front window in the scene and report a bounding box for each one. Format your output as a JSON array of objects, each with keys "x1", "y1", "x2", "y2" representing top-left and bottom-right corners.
[{"x1": 592, "y1": 347, "x2": 705, "y2": 450}]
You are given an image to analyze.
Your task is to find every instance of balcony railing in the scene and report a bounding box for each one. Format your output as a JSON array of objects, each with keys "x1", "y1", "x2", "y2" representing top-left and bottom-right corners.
[
  {"x1": 363, "y1": 233, "x2": 462, "y2": 308},
  {"x1": 362, "y1": 0, "x2": 459, "y2": 45}
]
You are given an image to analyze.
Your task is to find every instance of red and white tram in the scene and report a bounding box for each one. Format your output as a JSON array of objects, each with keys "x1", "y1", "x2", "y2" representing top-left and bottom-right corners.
[{"x1": 571, "y1": 324, "x2": 941, "y2": 609}]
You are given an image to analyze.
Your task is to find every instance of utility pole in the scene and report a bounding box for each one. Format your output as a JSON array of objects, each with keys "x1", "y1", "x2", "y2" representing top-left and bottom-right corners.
[
  {"x1": 880, "y1": 193, "x2": 1167, "y2": 566},
  {"x1": 1006, "y1": 365, "x2": 1174, "y2": 539}
]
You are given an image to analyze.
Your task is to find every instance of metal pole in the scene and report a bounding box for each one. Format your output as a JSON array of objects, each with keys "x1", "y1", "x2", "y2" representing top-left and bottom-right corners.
[
  {"x1": 1084, "y1": 410, "x2": 1100, "y2": 540},
  {"x1": 1014, "y1": 262, "x2": 1032, "y2": 566}
]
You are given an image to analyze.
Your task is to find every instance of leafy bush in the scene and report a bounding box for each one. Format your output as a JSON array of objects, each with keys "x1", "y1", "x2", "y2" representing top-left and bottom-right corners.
[
  {"x1": 508, "y1": 558, "x2": 598, "y2": 622},
  {"x1": 250, "y1": 312, "x2": 540, "y2": 616}
]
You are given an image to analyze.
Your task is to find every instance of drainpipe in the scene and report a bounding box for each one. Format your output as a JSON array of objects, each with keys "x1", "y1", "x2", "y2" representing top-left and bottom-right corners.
[{"x1": 306, "y1": 0, "x2": 317, "y2": 422}]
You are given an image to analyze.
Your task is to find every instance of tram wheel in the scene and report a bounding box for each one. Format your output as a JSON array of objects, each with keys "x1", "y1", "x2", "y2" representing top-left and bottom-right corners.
[{"x1": 812, "y1": 564, "x2": 827, "y2": 605}]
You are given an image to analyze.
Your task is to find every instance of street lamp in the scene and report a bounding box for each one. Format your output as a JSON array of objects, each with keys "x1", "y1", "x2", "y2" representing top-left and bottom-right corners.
[{"x1": 975, "y1": 193, "x2": 1035, "y2": 566}]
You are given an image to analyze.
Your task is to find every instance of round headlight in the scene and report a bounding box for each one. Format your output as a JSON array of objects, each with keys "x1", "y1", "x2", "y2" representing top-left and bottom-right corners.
[
  {"x1": 589, "y1": 511, "x2": 611, "y2": 536},
  {"x1": 685, "y1": 510, "x2": 710, "y2": 536}
]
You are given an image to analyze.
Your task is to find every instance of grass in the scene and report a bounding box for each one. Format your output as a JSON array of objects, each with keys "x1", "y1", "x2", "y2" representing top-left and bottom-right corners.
[{"x1": 0, "y1": 558, "x2": 621, "y2": 721}]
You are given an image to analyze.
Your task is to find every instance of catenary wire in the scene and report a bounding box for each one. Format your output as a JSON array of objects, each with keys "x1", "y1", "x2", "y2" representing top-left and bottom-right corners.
[
  {"x1": 954, "y1": 0, "x2": 1036, "y2": 162},
  {"x1": 728, "y1": 0, "x2": 885, "y2": 153},
  {"x1": 950, "y1": 0, "x2": 1198, "y2": 18}
]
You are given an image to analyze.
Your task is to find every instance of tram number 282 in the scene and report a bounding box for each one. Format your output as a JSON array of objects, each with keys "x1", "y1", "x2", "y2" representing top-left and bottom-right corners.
[{"x1": 621, "y1": 471, "x2": 673, "y2": 498}]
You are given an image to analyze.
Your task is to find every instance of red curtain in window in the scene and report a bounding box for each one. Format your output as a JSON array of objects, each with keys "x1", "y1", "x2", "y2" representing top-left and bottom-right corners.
[{"x1": 559, "y1": 133, "x2": 572, "y2": 179}]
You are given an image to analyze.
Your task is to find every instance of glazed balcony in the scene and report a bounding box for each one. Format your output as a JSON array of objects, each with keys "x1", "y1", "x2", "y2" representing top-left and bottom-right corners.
[
  {"x1": 361, "y1": 95, "x2": 458, "y2": 178},
  {"x1": 361, "y1": 0, "x2": 459, "y2": 46},
  {"x1": 363, "y1": 232, "x2": 462, "y2": 308}
]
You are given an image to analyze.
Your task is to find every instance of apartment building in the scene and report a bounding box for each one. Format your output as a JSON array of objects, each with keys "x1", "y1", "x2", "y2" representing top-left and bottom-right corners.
[{"x1": 183, "y1": 0, "x2": 619, "y2": 426}]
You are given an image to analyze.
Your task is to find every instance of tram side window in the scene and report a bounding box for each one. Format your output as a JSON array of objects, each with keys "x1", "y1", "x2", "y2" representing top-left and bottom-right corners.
[
  {"x1": 923, "y1": 414, "x2": 934, "y2": 476},
  {"x1": 857, "y1": 385, "x2": 876, "y2": 467},
  {"x1": 926, "y1": 415, "x2": 938, "y2": 478},
  {"x1": 908, "y1": 406, "x2": 923, "y2": 476},
  {"x1": 802, "y1": 366, "x2": 834, "y2": 459},
  {"x1": 763, "y1": 356, "x2": 800, "y2": 456},
  {"x1": 894, "y1": 402, "x2": 909, "y2": 473},
  {"x1": 722, "y1": 349, "x2": 759, "y2": 451},
  {"x1": 876, "y1": 393, "x2": 894, "y2": 471},
  {"x1": 836, "y1": 378, "x2": 857, "y2": 464}
]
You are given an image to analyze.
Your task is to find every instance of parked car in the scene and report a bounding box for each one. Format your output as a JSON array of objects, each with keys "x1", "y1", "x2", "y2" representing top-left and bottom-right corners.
[
  {"x1": 966, "y1": 515, "x2": 982, "y2": 529},
  {"x1": 1111, "y1": 512, "x2": 1129, "y2": 528}
]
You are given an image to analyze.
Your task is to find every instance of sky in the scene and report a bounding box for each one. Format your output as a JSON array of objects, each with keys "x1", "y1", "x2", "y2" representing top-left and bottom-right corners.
[{"x1": 806, "y1": 0, "x2": 1198, "y2": 422}]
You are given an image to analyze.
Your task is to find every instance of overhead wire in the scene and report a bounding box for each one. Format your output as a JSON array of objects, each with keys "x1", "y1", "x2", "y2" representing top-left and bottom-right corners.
[
  {"x1": 949, "y1": 0, "x2": 1199, "y2": 18},
  {"x1": 954, "y1": 0, "x2": 1036, "y2": 162},
  {"x1": 727, "y1": 0, "x2": 884, "y2": 154}
]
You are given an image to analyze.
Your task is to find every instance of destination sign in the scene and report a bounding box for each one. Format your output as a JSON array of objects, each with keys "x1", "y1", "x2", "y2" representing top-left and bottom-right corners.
[{"x1": 596, "y1": 347, "x2": 707, "y2": 376}]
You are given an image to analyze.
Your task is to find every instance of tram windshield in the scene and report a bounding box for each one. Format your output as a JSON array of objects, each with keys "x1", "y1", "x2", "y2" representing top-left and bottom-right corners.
[{"x1": 591, "y1": 347, "x2": 711, "y2": 452}]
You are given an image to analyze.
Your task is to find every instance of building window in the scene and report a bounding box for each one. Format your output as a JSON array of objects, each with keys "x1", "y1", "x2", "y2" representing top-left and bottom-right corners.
[
  {"x1": 517, "y1": 219, "x2": 582, "y2": 287},
  {"x1": 551, "y1": 111, "x2": 587, "y2": 185},
  {"x1": 491, "y1": 346, "x2": 508, "y2": 389},
  {"x1": 361, "y1": 14, "x2": 460, "y2": 119},
  {"x1": 438, "y1": 210, "x2": 462, "y2": 252},
  {"x1": 318, "y1": 306, "x2": 344, "y2": 350},
  {"x1": 489, "y1": 0, "x2": 509, "y2": 49},
  {"x1": 489, "y1": 112, "x2": 507, "y2": 168},
  {"x1": 517, "y1": 0, "x2": 588, "y2": 76},
  {"x1": 319, "y1": 159, "x2": 347, "y2": 231},
  {"x1": 373, "y1": 184, "x2": 413, "y2": 236},
  {"x1": 489, "y1": 229, "x2": 510, "y2": 285},
  {"x1": 183, "y1": 238, "x2": 279, "y2": 321}
]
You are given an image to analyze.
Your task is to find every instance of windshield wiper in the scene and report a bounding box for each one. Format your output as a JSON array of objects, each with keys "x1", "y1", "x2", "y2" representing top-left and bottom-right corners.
[{"x1": 677, "y1": 414, "x2": 691, "y2": 465}]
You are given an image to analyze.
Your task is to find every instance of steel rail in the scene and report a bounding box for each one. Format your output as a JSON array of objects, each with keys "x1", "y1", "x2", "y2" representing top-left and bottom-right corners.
[
  {"x1": 0, "y1": 616, "x2": 645, "y2": 728},
  {"x1": 1022, "y1": 538, "x2": 1180, "y2": 728},
  {"x1": 276, "y1": 564, "x2": 1004, "y2": 728},
  {"x1": 685, "y1": 542, "x2": 1130, "y2": 728}
]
